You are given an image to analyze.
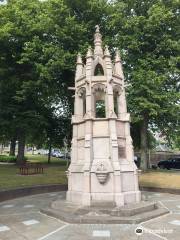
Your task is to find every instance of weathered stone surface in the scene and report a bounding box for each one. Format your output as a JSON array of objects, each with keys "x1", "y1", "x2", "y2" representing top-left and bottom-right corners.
[
  {"x1": 41, "y1": 195, "x2": 169, "y2": 224},
  {"x1": 67, "y1": 25, "x2": 141, "y2": 207}
]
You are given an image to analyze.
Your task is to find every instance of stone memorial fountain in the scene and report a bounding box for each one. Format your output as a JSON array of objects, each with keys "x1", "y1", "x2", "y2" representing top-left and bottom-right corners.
[{"x1": 42, "y1": 26, "x2": 169, "y2": 223}]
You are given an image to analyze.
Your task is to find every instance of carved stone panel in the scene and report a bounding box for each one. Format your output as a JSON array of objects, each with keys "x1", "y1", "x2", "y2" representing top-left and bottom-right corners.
[{"x1": 93, "y1": 138, "x2": 110, "y2": 159}]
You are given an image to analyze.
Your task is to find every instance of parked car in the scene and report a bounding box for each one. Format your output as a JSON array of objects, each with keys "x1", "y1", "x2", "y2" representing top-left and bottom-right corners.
[
  {"x1": 54, "y1": 152, "x2": 65, "y2": 158},
  {"x1": 35, "y1": 149, "x2": 48, "y2": 155},
  {"x1": 51, "y1": 149, "x2": 65, "y2": 158},
  {"x1": 157, "y1": 157, "x2": 180, "y2": 170}
]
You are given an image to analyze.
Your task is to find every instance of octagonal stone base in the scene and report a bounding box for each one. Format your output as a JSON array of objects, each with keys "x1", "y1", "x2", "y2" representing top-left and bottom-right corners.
[{"x1": 41, "y1": 192, "x2": 169, "y2": 224}]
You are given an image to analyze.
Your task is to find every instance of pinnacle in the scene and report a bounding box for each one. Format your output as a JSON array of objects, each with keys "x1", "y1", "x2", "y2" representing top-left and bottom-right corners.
[
  {"x1": 76, "y1": 53, "x2": 83, "y2": 64},
  {"x1": 115, "y1": 49, "x2": 121, "y2": 62},
  {"x1": 94, "y1": 25, "x2": 103, "y2": 57}
]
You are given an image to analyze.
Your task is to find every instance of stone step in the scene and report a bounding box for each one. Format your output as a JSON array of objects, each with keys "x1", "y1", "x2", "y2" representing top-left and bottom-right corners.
[
  {"x1": 79, "y1": 207, "x2": 169, "y2": 224},
  {"x1": 110, "y1": 201, "x2": 157, "y2": 217},
  {"x1": 130, "y1": 207, "x2": 169, "y2": 224},
  {"x1": 41, "y1": 201, "x2": 169, "y2": 224},
  {"x1": 90, "y1": 201, "x2": 116, "y2": 208}
]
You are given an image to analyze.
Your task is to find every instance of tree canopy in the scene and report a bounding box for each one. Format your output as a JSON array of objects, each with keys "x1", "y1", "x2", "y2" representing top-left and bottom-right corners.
[{"x1": 0, "y1": 0, "x2": 179, "y2": 168}]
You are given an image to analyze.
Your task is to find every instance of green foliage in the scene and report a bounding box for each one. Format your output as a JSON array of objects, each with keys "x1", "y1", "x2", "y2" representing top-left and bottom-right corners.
[
  {"x1": 0, "y1": 155, "x2": 28, "y2": 163},
  {"x1": 96, "y1": 100, "x2": 106, "y2": 118},
  {"x1": 108, "y1": 0, "x2": 179, "y2": 155},
  {"x1": 0, "y1": 0, "x2": 83, "y2": 159},
  {"x1": 0, "y1": 155, "x2": 16, "y2": 162},
  {"x1": 0, "y1": 0, "x2": 179, "y2": 166}
]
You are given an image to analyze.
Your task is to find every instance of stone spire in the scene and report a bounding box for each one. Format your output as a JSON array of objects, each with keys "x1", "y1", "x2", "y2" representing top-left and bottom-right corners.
[
  {"x1": 115, "y1": 49, "x2": 121, "y2": 62},
  {"x1": 114, "y1": 49, "x2": 124, "y2": 79},
  {"x1": 75, "y1": 53, "x2": 83, "y2": 80},
  {"x1": 86, "y1": 46, "x2": 93, "y2": 58},
  {"x1": 77, "y1": 53, "x2": 83, "y2": 64},
  {"x1": 94, "y1": 25, "x2": 103, "y2": 58},
  {"x1": 104, "y1": 45, "x2": 111, "y2": 57}
]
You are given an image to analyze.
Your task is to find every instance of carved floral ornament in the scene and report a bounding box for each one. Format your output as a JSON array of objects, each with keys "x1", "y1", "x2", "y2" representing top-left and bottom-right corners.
[
  {"x1": 113, "y1": 84, "x2": 123, "y2": 96},
  {"x1": 77, "y1": 87, "x2": 86, "y2": 97},
  {"x1": 92, "y1": 83, "x2": 106, "y2": 94}
]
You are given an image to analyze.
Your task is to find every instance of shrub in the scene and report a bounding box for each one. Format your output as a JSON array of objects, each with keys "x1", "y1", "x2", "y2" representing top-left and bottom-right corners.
[
  {"x1": 0, "y1": 155, "x2": 17, "y2": 163},
  {"x1": 0, "y1": 155, "x2": 28, "y2": 163}
]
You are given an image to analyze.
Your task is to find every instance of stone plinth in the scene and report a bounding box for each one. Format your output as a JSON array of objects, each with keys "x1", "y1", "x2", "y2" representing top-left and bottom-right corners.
[{"x1": 41, "y1": 193, "x2": 169, "y2": 224}]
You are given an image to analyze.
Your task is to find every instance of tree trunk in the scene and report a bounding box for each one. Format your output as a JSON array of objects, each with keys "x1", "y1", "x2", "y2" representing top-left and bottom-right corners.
[
  {"x1": 32, "y1": 145, "x2": 35, "y2": 155},
  {"x1": 140, "y1": 114, "x2": 149, "y2": 171},
  {"x1": 0, "y1": 144, "x2": 4, "y2": 154},
  {"x1": 48, "y1": 140, "x2": 52, "y2": 164},
  {"x1": 17, "y1": 130, "x2": 26, "y2": 165},
  {"x1": 9, "y1": 137, "x2": 16, "y2": 156}
]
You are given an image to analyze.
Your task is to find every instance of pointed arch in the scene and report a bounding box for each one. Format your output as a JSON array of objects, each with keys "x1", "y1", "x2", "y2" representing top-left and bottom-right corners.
[
  {"x1": 94, "y1": 63, "x2": 104, "y2": 76},
  {"x1": 77, "y1": 87, "x2": 86, "y2": 116},
  {"x1": 92, "y1": 83, "x2": 106, "y2": 118},
  {"x1": 92, "y1": 57, "x2": 105, "y2": 76},
  {"x1": 113, "y1": 85, "x2": 123, "y2": 117}
]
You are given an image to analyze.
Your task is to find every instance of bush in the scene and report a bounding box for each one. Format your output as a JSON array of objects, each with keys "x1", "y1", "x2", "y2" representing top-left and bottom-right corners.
[
  {"x1": 0, "y1": 155, "x2": 28, "y2": 163},
  {"x1": 0, "y1": 155, "x2": 17, "y2": 163}
]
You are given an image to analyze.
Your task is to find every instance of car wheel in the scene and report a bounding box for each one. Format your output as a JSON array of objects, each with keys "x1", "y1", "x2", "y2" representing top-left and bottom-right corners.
[{"x1": 159, "y1": 165, "x2": 165, "y2": 169}]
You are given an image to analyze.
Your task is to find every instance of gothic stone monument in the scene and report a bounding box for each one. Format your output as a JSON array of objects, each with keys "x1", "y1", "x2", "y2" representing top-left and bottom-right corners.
[
  {"x1": 66, "y1": 26, "x2": 141, "y2": 207},
  {"x1": 42, "y1": 26, "x2": 169, "y2": 224}
]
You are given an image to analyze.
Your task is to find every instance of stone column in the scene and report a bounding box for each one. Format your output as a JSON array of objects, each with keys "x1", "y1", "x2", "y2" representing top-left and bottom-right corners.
[
  {"x1": 81, "y1": 47, "x2": 94, "y2": 205},
  {"x1": 85, "y1": 47, "x2": 93, "y2": 117}
]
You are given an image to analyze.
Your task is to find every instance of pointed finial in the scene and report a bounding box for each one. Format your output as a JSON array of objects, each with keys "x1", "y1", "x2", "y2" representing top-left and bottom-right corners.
[
  {"x1": 115, "y1": 49, "x2": 121, "y2": 62},
  {"x1": 104, "y1": 45, "x2": 111, "y2": 56},
  {"x1": 76, "y1": 53, "x2": 83, "y2": 64},
  {"x1": 95, "y1": 25, "x2": 100, "y2": 33},
  {"x1": 94, "y1": 25, "x2": 103, "y2": 57},
  {"x1": 86, "y1": 46, "x2": 93, "y2": 58},
  {"x1": 114, "y1": 49, "x2": 124, "y2": 78}
]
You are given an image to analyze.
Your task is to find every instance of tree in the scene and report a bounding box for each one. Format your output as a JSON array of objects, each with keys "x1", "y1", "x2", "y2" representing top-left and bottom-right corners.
[
  {"x1": 0, "y1": 0, "x2": 179, "y2": 170},
  {"x1": 0, "y1": 0, "x2": 84, "y2": 163},
  {"x1": 109, "y1": 0, "x2": 180, "y2": 170}
]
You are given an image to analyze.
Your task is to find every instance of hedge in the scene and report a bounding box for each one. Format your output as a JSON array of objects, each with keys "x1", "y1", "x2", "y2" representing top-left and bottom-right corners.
[
  {"x1": 0, "y1": 155, "x2": 29, "y2": 163},
  {"x1": 0, "y1": 155, "x2": 17, "y2": 163}
]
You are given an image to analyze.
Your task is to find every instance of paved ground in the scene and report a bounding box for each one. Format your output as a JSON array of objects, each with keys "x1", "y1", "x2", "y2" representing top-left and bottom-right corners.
[{"x1": 0, "y1": 191, "x2": 180, "y2": 240}]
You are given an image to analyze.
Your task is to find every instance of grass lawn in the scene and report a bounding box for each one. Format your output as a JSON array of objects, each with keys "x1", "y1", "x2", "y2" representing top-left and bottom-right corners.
[
  {"x1": 0, "y1": 154, "x2": 68, "y2": 190},
  {"x1": 27, "y1": 154, "x2": 67, "y2": 164},
  {"x1": 139, "y1": 170, "x2": 180, "y2": 189},
  {"x1": 0, "y1": 154, "x2": 180, "y2": 191}
]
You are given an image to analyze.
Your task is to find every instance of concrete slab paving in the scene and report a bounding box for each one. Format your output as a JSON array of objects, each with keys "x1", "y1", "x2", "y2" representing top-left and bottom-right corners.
[
  {"x1": 1, "y1": 205, "x2": 14, "y2": 209},
  {"x1": 0, "y1": 225, "x2": 10, "y2": 232},
  {"x1": 23, "y1": 205, "x2": 35, "y2": 208},
  {"x1": 0, "y1": 191, "x2": 179, "y2": 239}
]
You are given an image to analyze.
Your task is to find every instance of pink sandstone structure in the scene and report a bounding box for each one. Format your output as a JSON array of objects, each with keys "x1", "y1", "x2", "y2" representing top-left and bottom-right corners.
[{"x1": 66, "y1": 26, "x2": 141, "y2": 207}]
